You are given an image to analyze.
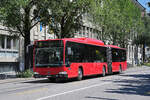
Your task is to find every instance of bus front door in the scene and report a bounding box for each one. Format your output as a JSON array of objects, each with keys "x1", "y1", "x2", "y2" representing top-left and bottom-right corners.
[{"x1": 106, "y1": 47, "x2": 112, "y2": 74}]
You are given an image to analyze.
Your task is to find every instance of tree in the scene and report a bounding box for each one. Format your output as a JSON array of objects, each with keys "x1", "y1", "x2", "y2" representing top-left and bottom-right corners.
[
  {"x1": 0, "y1": 0, "x2": 95, "y2": 70},
  {"x1": 90, "y1": 0, "x2": 142, "y2": 48},
  {"x1": 0, "y1": 0, "x2": 51, "y2": 70},
  {"x1": 47, "y1": 0, "x2": 94, "y2": 38},
  {"x1": 133, "y1": 17, "x2": 150, "y2": 63}
]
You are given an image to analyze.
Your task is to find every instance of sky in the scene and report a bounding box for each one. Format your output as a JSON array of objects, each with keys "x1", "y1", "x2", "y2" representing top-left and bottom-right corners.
[{"x1": 138, "y1": 0, "x2": 150, "y2": 12}]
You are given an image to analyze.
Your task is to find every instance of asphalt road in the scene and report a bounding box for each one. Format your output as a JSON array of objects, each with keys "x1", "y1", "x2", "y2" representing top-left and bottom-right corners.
[{"x1": 0, "y1": 66, "x2": 150, "y2": 100}]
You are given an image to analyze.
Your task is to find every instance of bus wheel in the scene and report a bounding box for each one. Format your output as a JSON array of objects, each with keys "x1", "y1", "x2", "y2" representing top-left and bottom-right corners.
[
  {"x1": 102, "y1": 67, "x2": 106, "y2": 77},
  {"x1": 77, "y1": 68, "x2": 83, "y2": 81},
  {"x1": 119, "y1": 65, "x2": 122, "y2": 74}
]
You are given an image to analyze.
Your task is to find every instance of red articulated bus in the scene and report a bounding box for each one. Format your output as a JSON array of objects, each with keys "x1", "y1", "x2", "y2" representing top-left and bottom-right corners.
[{"x1": 33, "y1": 38, "x2": 127, "y2": 81}]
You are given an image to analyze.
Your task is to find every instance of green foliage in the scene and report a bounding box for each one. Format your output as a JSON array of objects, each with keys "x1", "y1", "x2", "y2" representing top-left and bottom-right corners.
[
  {"x1": 0, "y1": 0, "x2": 93, "y2": 38},
  {"x1": 133, "y1": 17, "x2": 150, "y2": 45},
  {"x1": 0, "y1": 0, "x2": 51, "y2": 35},
  {"x1": 0, "y1": 0, "x2": 93, "y2": 69},
  {"x1": 0, "y1": 0, "x2": 52, "y2": 69},
  {"x1": 47, "y1": 0, "x2": 93, "y2": 38},
  {"x1": 0, "y1": 0, "x2": 148, "y2": 68},
  {"x1": 90, "y1": 0, "x2": 143, "y2": 48},
  {"x1": 17, "y1": 69, "x2": 33, "y2": 78},
  {"x1": 143, "y1": 63, "x2": 150, "y2": 67},
  {"x1": 133, "y1": 17, "x2": 150, "y2": 63}
]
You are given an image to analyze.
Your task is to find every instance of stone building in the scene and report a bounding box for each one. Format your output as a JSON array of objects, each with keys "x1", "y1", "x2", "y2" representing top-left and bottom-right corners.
[
  {"x1": 0, "y1": 24, "x2": 19, "y2": 76},
  {"x1": 145, "y1": 46, "x2": 150, "y2": 61}
]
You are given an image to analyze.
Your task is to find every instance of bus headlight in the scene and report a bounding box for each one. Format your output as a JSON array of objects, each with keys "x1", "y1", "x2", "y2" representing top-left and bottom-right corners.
[
  {"x1": 34, "y1": 72, "x2": 39, "y2": 74},
  {"x1": 59, "y1": 71, "x2": 67, "y2": 75}
]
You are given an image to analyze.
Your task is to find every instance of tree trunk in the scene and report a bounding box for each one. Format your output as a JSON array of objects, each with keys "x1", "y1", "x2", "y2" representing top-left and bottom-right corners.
[
  {"x1": 24, "y1": 7, "x2": 31, "y2": 70},
  {"x1": 60, "y1": 16, "x2": 65, "y2": 38},
  {"x1": 24, "y1": 32, "x2": 31, "y2": 70},
  {"x1": 61, "y1": 27, "x2": 65, "y2": 38},
  {"x1": 60, "y1": 15, "x2": 73, "y2": 38}
]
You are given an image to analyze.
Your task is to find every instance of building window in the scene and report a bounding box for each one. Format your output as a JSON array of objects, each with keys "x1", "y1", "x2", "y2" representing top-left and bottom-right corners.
[
  {"x1": 93, "y1": 29, "x2": 96, "y2": 34},
  {"x1": 37, "y1": 25, "x2": 39, "y2": 33},
  {"x1": 6, "y1": 36, "x2": 11, "y2": 49},
  {"x1": 90, "y1": 28, "x2": 92, "y2": 33},
  {"x1": 13, "y1": 39, "x2": 18, "y2": 50},
  {"x1": 0, "y1": 35, "x2": 19, "y2": 50},
  {"x1": 79, "y1": 28, "x2": 82, "y2": 36},
  {"x1": 83, "y1": 26, "x2": 85, "y2": 35},
  {"x1": 147, "y1": 48, "x2": 150, "y2": 51},
  {"x1": 87, "y1": 27, "x2": 89, "y2": 34},
  {"x1": 0, "y1": 35, "x2": 5, "y2": 49}
]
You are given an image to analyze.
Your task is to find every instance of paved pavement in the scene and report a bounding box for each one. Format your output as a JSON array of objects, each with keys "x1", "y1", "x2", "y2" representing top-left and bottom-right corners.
[
  {"x1": 0, "y1": 78, "x2": 42, "y2": 84},
  {"x1": 0, "y1": 66, "x2": 150, "y2": 100}
]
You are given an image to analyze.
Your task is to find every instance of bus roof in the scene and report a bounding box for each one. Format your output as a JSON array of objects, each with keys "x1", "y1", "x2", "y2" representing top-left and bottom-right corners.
[
  {"x1": 64, "y1": 38, "x2": 104, "y2": 46},
  {"x1": 106, "y1": 45, "x2": 120, "y2": 48},
  {"x1": 35, "y1": 38, "x2": 125, "y2": 49},
  {"x1": 106, "y1": 45, "x2": 126, "y2": 50},
  {"x1": 36, "y1": 38, "x2": 105, "y2": 46}
]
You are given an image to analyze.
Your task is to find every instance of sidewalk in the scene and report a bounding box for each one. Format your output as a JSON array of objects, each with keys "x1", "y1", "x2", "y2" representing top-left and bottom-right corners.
[
  {"x1": 0, "y1": 77, "x2": 35, "y2": 84},
  {"x1": 0, "y1": 71, "x2": 17, "y2": 79}
]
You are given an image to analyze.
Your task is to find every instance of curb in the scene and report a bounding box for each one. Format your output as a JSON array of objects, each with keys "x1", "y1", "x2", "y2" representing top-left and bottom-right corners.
[{"x1": 0, "y1": 77, "x2": 36, "y2": 84}]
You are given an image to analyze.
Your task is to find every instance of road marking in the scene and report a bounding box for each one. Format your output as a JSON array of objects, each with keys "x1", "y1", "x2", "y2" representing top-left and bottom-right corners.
[
  {"x1": 15, "y1": 88, "x2": 48, "y2": 95},
  {"x1": 36, "y1": 82, "x2": 111, "y2": 100}
]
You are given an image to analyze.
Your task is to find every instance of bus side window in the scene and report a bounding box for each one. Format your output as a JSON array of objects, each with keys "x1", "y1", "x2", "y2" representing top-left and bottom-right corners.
[{"x1": 66, "y1": 46, "x2": 73, "y2": 63}]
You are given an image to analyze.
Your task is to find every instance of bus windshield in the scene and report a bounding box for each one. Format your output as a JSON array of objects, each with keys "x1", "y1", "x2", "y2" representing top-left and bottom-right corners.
[{"x1": 35, "y1": 40, "x2": 63, "y2": 67}]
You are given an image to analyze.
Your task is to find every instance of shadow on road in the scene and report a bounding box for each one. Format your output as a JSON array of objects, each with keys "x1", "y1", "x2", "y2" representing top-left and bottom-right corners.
[
  {"x1": 85, "y1": 96, "x2": 119, "y2": 100},
  {"x1": 22, "y1": 73, "x2": 120, "y2": 84},
  {"x1": 22, "y1": 79, "x2": 51, "y2": 84},
  {"x1": 22, "y1": 74, "x2": 118, "y2": 84},
  {"x1": 105, "y1": 74, "x2": 150, "y2": 96}
]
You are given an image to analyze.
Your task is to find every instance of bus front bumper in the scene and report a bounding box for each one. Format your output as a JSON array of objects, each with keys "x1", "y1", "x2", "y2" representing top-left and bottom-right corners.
[{"x1": 33, "y1": 72, "x2": 68, "y2": 79}]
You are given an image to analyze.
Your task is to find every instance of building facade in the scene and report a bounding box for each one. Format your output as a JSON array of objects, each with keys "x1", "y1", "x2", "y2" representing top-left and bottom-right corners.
[
  {"x1": 145, "y1": 46, "x2": 150, "y2": 61},
  {"x1": 0, "y1": 24, "x2": 19, "y2": 76}
]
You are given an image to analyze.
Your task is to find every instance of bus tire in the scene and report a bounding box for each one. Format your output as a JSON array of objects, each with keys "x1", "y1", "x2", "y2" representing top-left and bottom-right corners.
[
  {"x1": 102, "y1": 67, "x2": 106, "y2": 77},
  {"x1": 77, "y1": 68, "x2": 83, "y2": 81},
  {"x1": 119, "y1": 65, "x2": 122, "y2": 74}
]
